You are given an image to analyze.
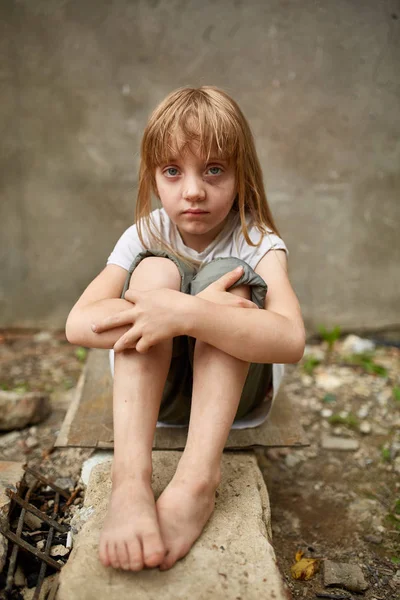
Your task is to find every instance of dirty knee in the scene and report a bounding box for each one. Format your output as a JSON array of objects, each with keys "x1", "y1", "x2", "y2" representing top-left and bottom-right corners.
[{"x1": 128, "y1": 257, "x2": 182, "y2": 292}]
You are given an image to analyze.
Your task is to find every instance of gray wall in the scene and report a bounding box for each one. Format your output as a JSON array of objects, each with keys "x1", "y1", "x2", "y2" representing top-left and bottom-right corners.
[{"x1": 1, "y1": 0, "x2": 399, "y2": 332}]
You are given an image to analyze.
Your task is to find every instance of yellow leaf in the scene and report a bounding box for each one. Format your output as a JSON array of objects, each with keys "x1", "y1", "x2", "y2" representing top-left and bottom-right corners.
[
  {"x1": 295, "y1": 550, "x2": 304, "y2": 562},
  {"x1": 291, "y1": 557, "x2": 319, "y2": 580}
]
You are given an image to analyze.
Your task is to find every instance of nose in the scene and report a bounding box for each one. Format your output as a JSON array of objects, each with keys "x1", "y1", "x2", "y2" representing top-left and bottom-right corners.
[{"x1": 183, "y1": 175, "x2": 206, "y2": 201}]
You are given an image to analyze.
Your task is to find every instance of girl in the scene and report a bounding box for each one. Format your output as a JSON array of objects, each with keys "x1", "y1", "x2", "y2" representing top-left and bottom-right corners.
[{"x1": 65, "y1": 86, "x2": 305, "y2": 573}]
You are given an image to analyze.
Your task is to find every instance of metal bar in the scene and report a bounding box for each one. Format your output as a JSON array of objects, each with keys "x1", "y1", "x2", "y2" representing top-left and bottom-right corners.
[
  {"x1": 6, "y1": 489, "x2": 69, "y2": 533},
  {"x1": 4, "y1": 481, "x2": 36, "y2": 593},
  {"x1": 32, "y1": 492, "x2": 60, "y2": 600},
  {"x1": 0, "y1": 526, "x2": 62, "y2": 571},
  {"x1": 23, "y1": 466, "x2": 70, "y2": 499}
]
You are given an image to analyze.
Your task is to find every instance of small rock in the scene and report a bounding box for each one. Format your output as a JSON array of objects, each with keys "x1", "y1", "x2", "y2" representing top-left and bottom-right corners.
[
  {"x1": 54, "y1": 477, "x2": 75, "y2": 492},
  {"x1": 24, "y1": 512, "x2": 42, "y2": 531},
  {"x1": 0, "y1": 391, "x2": 51, "y2": 431},
  {"x1": 324, "y1": 560, "x2": 369, "y2": 592},
  {"x1": 321, "y1": 435, "x2": 359, "y2": 451},
  {"x1": 25, "y1": 436, "x2": 39, "y2": 449},
  {"x1": 0, "y1": 431, "x2": 21, "y2": 447},
  {"x1": 393, "y1": 456, "x2": 400, "y2": 475},
  {"x1": 364, "y1": 534, "x2": 382, "y2": 545},
  {"x1": 321, "y1": 408, "x2": 333, "y2": 418},
  {"x1": 50, "y1": 544, "x2": 70, "y2": 557},
  {"x1": 341, "y1": 334, "x2": 375, "y2": 355},
  {"x1": 33, "y1": 331, "x2": 52, "y2": 343},
  {"x1": 315, "y1": 373, "x2": 342, "y2": 391},
  {"x1": 359, "y1": 422, "x2": 372, "y2": 435},
  {"x1": 36, "y1": 539, "x2": 45, "y2": 551},
  {"x1": 285, "y1": 453, "x2": 304, "y2": 468},
  {"x1": 357, "y1": 405, "x2": 370, "y2": 419}
]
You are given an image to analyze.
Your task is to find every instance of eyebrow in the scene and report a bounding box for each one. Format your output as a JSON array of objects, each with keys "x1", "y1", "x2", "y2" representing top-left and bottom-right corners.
[{"x1": 165, "y1": 156, "x2": 228, "y2": 163}]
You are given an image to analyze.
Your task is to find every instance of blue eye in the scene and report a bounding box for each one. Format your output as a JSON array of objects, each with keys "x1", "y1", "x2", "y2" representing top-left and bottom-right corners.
[
  {"x1": 207, "y1": 166, "x2": 222, "y2": 175},
  {"x1": 165, "y1": 167, "x2": 179, "y2": 177}
]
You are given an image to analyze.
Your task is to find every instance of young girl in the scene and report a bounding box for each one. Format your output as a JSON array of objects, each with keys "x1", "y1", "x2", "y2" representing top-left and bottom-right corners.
[{"x1": 66, "y1": 86, "x2": 305, "y2": 573}]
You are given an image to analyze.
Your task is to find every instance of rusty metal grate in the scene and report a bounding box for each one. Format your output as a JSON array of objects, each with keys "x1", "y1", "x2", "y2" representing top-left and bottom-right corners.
[{"x1": 0, "y1": 465, "x2": 77, "y2": 599}]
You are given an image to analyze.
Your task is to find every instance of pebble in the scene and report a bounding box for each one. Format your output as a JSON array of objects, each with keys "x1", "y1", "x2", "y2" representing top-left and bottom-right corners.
[
  {"x1": 394, "y1": 456, "x2": 400, "y2": 474},
  {"x1": 359, "y1": 422, "x2": 372, "y2": 435},
  {"x1": 357, "y1": 405, "x2": 370, "y2": 419},
  {"x1": 50, "y1": 544, "x2": 70, "y2": 557},
  {"x1": 364, "y1": 534, "x2": 382, "y2": 545},
  {"x1": 284, "y1": 453, "x2": 304, "y2": 468},
  {"x1": 321, "y1": 408, "x2": 333, "y2": 418},
  {"x1": 33, "y1": 331, "x2": 52, "y2": 343},
  {"x1": 341, "y1": 334, "x2": 375, "y2": 355},
  {"x1": 321, "y1": 435, "x2": 359, "y2": 451},
  {"x1": 315, "y1": 373, "x2": 342, "y2": 391}
]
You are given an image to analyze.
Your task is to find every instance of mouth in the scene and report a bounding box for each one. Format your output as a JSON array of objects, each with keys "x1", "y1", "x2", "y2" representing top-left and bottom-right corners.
[{"x1": 183, "y1": 210, "x2": 208, "y2": 214}]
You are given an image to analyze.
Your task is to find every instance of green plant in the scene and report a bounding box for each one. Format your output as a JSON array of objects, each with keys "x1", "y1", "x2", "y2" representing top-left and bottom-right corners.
[
  {"x1": 381, "y1": 446, "x2": 391, "y2": 462},
  {"x1": 13, "y1": 383, "x2": 30, "y2": 394},
  {"x1": 302, "y1": 355, "x2": 321, "y2": 375},
  {"x1": 344, "y1": 352, "x2": 388, "y2": 377},
  {"x1": 0, "y1": 382, "x2": 10, "y2": 391},
  {"x1": 75, "y1": 347, "x2": 88, "y2": 363},
  {"x1": 318, "y1": 325, "x2": 341, "y2": 352},
  {"x1": 393, "y1": 386, "x2": 400, "y2": 402},
  {"x1": 391, "y1": 556, "x2": 400, "y2": 565},
  {"x1": 328, "y1": 412, "x2": 359, "y2": 430}
]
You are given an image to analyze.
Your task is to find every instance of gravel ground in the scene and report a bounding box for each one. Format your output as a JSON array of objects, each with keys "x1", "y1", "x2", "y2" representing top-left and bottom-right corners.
[{"x1": 0, "y1": 329, "x2": 399, "y2": 599}]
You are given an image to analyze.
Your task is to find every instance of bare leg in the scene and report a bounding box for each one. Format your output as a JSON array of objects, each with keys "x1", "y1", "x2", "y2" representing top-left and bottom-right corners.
[
  {"x1": 99, "y1": 257, "x2": 181, "y2": 571},
  {"x1": 156, "y1": 285, "x2": 252, "y2": 570}
]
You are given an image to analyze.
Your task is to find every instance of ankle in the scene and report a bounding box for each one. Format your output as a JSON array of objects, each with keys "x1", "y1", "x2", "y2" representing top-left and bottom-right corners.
[
  {"x1": 175, "y1": 458, "x2": 221, "y2": 492},
  {"x1": 111, "y1": 464, "x2": 152, "y2": 490}
]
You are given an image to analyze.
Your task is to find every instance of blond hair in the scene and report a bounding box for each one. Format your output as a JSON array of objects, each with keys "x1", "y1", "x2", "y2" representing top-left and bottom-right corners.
[{"x1": 135, "y1": 86, "x2": 281, "y2": 268}]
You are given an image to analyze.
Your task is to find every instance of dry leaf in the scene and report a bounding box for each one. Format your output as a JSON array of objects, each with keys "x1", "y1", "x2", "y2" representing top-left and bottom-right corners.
[{"x1": 291, "y1": 551, "x2": 319, "y2": 580}]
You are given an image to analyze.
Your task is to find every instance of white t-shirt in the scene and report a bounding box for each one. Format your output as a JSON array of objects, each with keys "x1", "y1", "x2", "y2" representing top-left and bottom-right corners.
[{"x1": 107, "y1": 207, "x2": 289, "y2": 429}]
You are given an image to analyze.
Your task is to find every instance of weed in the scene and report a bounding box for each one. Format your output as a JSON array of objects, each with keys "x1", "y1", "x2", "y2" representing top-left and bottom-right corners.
[
  {"x1": 302, "y1": 355, "x2": 321, "y2": 375},
  {"x1": 328, "y1": 412, "x2": 359, "y2": 430},
  {"x1": 318, "y1": 325, "x2": 341, "y2": 352},
  {"x1": 343, "y1": 352, "x2": 388, "y2": 377},
  {"x1": 75, "y1": 347, "x2": 88, "y2": 363},
  {"x1": 381, "y1": 446, "x2": 391, "y2": 462},
  {"x1": 63, "y1": 378, "x2": 75, "y2": 390},
  {"x1": 0, "y1": 382, "x2": 10, "y2": 391},
  {"x1": 393, "y1": 386, "x2": 400, "y2": 402},
  {"x1": 13, "y1": 383, "x2": 30, "y2": 394},
  {"x1": 391, "y1": 556, "x2": 400, "y2": 565}
]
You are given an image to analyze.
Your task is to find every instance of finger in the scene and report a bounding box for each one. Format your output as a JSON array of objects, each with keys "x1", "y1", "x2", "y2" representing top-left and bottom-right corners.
[
  {"x1": 214, "y1": 266, "x2": 244, "y2": 291},
  {"x1": 92, "y1": 309, "x2": 135, "y2": 333},
  {"x1": 113, "y1": 330, "x2": 140, "y2": 353}
]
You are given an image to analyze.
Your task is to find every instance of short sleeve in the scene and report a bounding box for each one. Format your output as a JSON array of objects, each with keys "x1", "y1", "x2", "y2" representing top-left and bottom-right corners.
[
  {"x1": 106, "y1": 224, "x2": 145, "y2": 271},
  {"x1": 238, "y1": 222, "x2": 289, "y2": 271}
]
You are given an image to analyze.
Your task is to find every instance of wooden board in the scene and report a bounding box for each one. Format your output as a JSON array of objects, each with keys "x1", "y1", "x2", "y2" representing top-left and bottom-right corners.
[{"x1": 55, "y1": 349, "x2": 308, "y2": 450}]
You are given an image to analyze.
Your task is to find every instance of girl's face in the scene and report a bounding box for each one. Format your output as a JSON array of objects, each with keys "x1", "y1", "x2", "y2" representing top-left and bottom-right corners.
[{"x1": 154, "y1": 143, "x2": 237, "y2": 252}]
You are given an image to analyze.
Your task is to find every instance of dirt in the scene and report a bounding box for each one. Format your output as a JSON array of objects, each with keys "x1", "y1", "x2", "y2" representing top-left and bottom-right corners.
[{"x1": 0, "y1": 329, "x2": 399, "y2": 599}]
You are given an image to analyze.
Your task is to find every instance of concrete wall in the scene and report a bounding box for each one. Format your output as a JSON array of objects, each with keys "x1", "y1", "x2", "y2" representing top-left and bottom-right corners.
[{"x1": 1, "y1": 0, "x2": 399, "y2": 332}]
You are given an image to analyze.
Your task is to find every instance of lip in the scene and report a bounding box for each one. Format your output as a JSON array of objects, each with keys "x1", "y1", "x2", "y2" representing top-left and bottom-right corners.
[{"x1": 183, "y1": 210, "x2": 208, "y2": 214}]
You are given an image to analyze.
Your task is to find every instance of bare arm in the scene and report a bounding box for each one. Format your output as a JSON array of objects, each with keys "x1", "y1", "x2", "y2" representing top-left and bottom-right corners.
[
  {"x1": 184, "y1": 250, "x2": 305, "y2": 364},
  {"x1": 65, "y1": 265, "x2": 133, "y2": 348}
]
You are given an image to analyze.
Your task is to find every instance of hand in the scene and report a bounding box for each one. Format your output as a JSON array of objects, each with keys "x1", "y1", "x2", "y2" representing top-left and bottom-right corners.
[
  {"x1": 196, "y1": 267, "x2": 259, "y2": 309},
  {"x1": 91, "y1": 288, "x2": 189, "y2": 353}
]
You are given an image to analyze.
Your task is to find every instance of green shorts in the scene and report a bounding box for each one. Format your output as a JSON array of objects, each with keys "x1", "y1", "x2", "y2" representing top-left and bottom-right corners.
[{"x1": 120, "y1": 250, "x2": 273, "y2": 425}]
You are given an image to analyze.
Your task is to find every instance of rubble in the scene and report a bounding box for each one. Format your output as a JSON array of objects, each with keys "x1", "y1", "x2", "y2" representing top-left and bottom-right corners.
[
  {"x1": 321, "y1": 435, "x2": 359, "y2": 451},
  {"x1": 323, "y1": 560, "x2": 369, "y2": 592},
  {"x1": 0, "y1": 390, "x2": 51, "y2": 431}
]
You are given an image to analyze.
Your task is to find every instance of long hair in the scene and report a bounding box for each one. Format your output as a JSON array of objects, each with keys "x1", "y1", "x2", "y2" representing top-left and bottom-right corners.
[{"x1": 135, "y1": 86, "x2": 281, "y2": 268}]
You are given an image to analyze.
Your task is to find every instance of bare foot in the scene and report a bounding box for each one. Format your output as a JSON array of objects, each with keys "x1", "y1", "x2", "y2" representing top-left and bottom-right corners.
[
  {"x1": 156, "y1": 470, "x2": 219, "y2": 570},
  {"x1": 99, "y1": 478, "x2": 165, "y2": 571}
]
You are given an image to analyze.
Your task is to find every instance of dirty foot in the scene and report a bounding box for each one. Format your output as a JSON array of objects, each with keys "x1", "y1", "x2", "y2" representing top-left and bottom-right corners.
[
  {"x1": 99, "y1": 478, "x2": 165, "y2": 571},
  {"x1": 156, "y1": 470, "x2": 219, "y2": 571}
]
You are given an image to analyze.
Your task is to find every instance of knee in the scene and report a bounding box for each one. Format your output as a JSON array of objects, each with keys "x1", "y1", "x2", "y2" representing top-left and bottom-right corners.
[{"x1": 128, "y1": 257, "x2": 181, "y2": 292}]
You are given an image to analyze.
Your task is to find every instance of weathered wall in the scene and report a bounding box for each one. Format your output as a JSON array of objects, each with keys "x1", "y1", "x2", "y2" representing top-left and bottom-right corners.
[{"x1": 1, "y1": 0, "x2": 399, "y2": 332}]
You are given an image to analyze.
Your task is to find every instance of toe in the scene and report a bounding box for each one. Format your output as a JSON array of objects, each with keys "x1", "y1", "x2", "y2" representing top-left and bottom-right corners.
[
  {"x1": 117, "y1": 541, "x2": 130, "y2": 570},
  {"x1": 108, "y1": 542, "x2": 120, "y2": 569},
  {"x1": 127, "y1": 538, "x2": 144, "y2": 571},
  {"x1": 142, "y1": 531, "x2": 165, "y2": 568},
  {"x1": 99, "y1": 539, "x2": 110, "y2": 567}
]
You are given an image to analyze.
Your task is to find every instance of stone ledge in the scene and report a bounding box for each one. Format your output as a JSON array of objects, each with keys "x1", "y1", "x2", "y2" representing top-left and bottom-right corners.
[{"x1": 57, "y1": 452, "x2": 290, "y2": 600}]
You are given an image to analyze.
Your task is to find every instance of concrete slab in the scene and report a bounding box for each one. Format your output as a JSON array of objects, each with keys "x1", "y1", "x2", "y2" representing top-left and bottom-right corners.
[{"x1": 57, "y1": 452, "x2": 291, "y2": 600}]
